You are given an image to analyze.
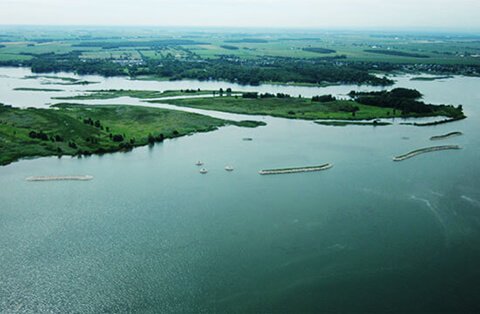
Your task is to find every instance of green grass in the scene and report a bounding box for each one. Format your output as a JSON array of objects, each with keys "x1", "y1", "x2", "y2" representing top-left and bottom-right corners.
[
  {"x1": 158, "y1": 95, "x2": 461, "y2": 121},
  {"x1": 0, "y1": 53, "x2": 32, "y2": 61},
  {"x1": 0, "y1": 103, "x2": 264, "y2": 166},
  {"x1": 2, "y1": 29, "x2": 480, "y2": 66},
  {"x1": 0, "y1": 42, "x2": 79, "y2": 55},
  {"x1": 80, "y1": 50, "x2": 142, "y2": 60},
  {"x1": 158, "y1": 96, "x2": 403, "y2": 120}
]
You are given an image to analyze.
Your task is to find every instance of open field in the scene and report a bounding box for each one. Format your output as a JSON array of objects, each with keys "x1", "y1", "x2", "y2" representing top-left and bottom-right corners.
[
  {"x1": 159, "y1": 96, "x2": 400, "y2": 120},
  {"x1": 1, "y1": 27, "x2": 479, "y2": 86}
]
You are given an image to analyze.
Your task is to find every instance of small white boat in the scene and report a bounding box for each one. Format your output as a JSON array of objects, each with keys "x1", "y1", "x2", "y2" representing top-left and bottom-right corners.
[
  {"x1": 225, "y1": 166, "x2": 234, "y2": 172},
  {"x1": 199, "y1": 168, "x2": 208, "y2": 174},
  {"x1": 196, "y1": 161, "x2": 204, "y2": 166}
]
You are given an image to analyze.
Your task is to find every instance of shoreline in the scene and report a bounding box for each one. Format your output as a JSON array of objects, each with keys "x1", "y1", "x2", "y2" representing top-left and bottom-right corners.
[{"x1": 0, "y1": 103, "x2": 265, "y2": 167}]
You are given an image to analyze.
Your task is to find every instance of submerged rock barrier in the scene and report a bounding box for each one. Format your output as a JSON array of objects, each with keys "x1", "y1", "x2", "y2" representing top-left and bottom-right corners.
[
  {"x1": 430, "y1": 131, "x2": 463, "y2": 141},
  {"x1": 393, "y1": 145, "x2": 461, "y2": 161},
  {"x1": 26, "y1": 175, "x2": 94, "y2": 182},
  {"x1": 259, "y1": 163, "x2": 333, "y2": 175}
]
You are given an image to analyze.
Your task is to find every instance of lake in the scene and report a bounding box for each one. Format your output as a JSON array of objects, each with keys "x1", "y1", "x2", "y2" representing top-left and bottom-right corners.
[{"x1": 1, "y1": 67, "x2": 479, "y2": 313}]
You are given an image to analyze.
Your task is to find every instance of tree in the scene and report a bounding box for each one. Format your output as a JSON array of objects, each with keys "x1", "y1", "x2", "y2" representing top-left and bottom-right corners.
[
  {"x1": 312, "y1": 94, "x2": 336, "y2": 102},
  {"x1": 112, "y1": 134, "x2": 124, "y2": 142},
  {"x1": 148, "y1": 133, "x2": 155, "y2": 144}
]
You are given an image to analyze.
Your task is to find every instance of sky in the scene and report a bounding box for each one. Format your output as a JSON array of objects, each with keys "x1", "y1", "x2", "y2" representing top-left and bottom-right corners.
[{"x1": 0, "y1": 0, "x2": 479, "y2": 31}]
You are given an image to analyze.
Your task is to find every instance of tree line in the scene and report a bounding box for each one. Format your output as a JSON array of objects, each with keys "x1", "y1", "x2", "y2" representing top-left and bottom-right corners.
[{"x1": 4, "y1": 51, "x2": 394, "y2": 86}]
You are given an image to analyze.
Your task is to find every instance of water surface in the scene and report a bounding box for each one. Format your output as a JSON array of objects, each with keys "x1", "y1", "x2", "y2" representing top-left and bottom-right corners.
[{"x1": 1, "y1": 68, "x2": 479, "y2": 313}]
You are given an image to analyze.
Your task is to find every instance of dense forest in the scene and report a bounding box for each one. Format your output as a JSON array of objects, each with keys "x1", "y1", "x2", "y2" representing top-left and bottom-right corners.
[
  {"x1": 302, "y1": 47, "x2": 337, "y2": 54},
  {"x1": 364, "y1": 49, "x2": 430, "y2": 58},
  {"x1": 4, "y1": 51, "x2": 393, "y2": 86},
  {"x1": 349, "y1": 88, "x2": 465, "y2": 118}
]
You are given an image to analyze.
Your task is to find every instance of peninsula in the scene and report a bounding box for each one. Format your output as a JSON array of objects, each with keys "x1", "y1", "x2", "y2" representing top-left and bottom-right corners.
[{"x1": 0, "y1": 103, "x2": 265, "y2": 166}]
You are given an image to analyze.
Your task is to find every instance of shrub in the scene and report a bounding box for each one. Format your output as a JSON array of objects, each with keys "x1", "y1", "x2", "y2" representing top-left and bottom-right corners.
[{"x1": 112, "y1": 134, "x2": 124, "y2": 142}]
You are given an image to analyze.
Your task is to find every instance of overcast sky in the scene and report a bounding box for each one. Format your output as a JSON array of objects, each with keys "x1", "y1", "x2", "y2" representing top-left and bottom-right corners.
[{"x1": 0, "y1": 0, "x2": 479, "y2": 30}]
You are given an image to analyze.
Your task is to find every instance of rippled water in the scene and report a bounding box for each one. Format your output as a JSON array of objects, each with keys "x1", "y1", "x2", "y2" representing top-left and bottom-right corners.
[{"x1": 1, "y1": 67, "x2": 480, "y2": 313}]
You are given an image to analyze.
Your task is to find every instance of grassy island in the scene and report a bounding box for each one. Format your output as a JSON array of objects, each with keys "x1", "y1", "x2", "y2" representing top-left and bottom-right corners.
[
  {"x1": 0, "y1": 103, "x2": 264, "y2": 166},
  {"x1": 159, "y1": 96, "x2": 399, "y2": 120},
  {"x1": 53, "y1": 89, "x2": 231, "y2": 101},
  {"x1": 158, "y1": 88, "x2": 465, "y2": 122}
]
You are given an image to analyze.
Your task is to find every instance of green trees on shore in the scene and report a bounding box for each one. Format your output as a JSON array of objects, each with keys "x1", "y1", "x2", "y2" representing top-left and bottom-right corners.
[
  {"x1": 349, "y1": 88, "x2": 464, "y2": 118},
  {"x1": 5, "y1": 51, "x2": 394, "y2": 86}
]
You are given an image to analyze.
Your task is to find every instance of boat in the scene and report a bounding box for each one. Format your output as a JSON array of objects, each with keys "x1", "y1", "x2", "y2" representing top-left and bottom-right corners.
[
  {"x1": 242, "y1": 138, "x2": 253, "y2": 141},
  {"x1": 225, "y1": 166, "x2": 234, "y2": 172},
  {"x1": 199, "y1": 168, "x2": 208, "y2": 174},
  {"x1": 196, "y1": 161, "x2": 204, "y2": 166}
]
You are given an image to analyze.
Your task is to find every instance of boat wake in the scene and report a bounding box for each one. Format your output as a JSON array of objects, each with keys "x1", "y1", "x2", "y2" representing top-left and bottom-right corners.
[
  {"x1": 461, "y1": 195, "x2": 480, "y2": 208},
  {"x1": 410, "y1": 195, "x2": 447, "y2": 233}
]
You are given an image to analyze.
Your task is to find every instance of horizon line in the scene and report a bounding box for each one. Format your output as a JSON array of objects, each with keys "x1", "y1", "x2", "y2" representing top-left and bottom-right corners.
[{"x1": 0, "y1": 24, "x2": 479, "y2": 34}]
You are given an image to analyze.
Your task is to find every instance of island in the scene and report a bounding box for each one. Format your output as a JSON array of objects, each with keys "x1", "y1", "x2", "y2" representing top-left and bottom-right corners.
[
  {"x1": 0, "y1": 103, "x2": 265, "y2": 166},
  {"x1": 52, "y1": 88, "x2": 233, "y2": 100},
  {"x1": 0, "y1": 87, "x2": 467, "y2": 166},
  {"x1": 40, "y1": 87, "x2": 466, "y2": 123},
  {"x1": 158, "y1": 88, "x2": 465, "y2": 122}
]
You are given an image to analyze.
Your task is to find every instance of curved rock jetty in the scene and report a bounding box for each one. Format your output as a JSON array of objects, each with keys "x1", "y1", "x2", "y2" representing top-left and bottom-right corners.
[
  {"x1": 26, "y1": 175, "x2": 94, "y2": 182},
  {"x1": 430, "y1": 131, "x2": 463, "y2": 141},
  {"x1": 393, "y1": 145, "x2": 461, "y2": 161},
  {"x1": 259, "y1": 163, "x2": 333, "y2": 175}
]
